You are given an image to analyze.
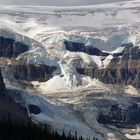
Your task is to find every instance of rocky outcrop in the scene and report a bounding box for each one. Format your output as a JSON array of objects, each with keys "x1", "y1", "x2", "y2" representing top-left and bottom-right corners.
[
  {"x1": 28, "y1": 105, "x2": 41, "y2": 115},
  {"x1": 9, "y1": 64, "x2": 57, "y2": 82},
  {"x1": 0, "y1": 36, "x2": 28, "y2": 57},
  {"x1": 0, "y1": 69, "x2": 6, "y2": 94},
  {"x1": 77, "y1": 45, "x2": 140, "y2": 88},
  {"x1": 97, "y1": 104, "x2": 140, "y2": 128},
  {"x1": 77, "y1": 68, "x2": 140, "y2": 88},
  {"x1": 64, "y1": 41, "x2": 109, "y2": 56}
]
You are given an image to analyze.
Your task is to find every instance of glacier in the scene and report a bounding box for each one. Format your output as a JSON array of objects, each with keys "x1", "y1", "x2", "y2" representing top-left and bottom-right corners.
[{"x1": 0, "y1": 0, "x2": 140, "y2": 140}]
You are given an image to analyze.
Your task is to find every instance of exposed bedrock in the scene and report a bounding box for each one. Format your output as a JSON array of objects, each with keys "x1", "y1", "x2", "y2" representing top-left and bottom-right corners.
[
  {"x1": 28, "y1": 105, "x2": 41, "y2": 115},
  {"x1": 77, "y1": 45, "x2": 140, "y2": 88},
  {"x1": 0, "y1": 36, "x2": 28, "y2": 57},
  {"x1": 97, "y1": 104, "x2": 140, "y2": 128},
  {"x1": 8, "y1": 64, "x2": 57, "y2": 82},
  {"x1": 77, "y1": 68, "x2": 140, "y2": 88},
  {"x1": 64, "y1": 41, "x2": 109, "y2": 56}
]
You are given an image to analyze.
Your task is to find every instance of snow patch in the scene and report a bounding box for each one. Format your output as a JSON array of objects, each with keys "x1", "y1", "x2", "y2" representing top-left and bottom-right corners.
[
  {"x1": 125, "y1": 133, "x2": 140, "y2": 140},
  {"x1": 125, "y1": 85, "x2": 139, "y2": 95},
  {"x1": 32, "y1": 75, "x2": 69, "y2": 92}
]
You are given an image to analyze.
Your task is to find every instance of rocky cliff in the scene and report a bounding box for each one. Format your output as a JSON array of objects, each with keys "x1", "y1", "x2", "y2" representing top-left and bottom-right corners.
[
  {"x1": 76, "y1": 43, "x2": 140, "y2": 88},
  {"x1": 0, "y1": 36, "x2": 58, "y2": 83},
  {"x1": 97, "y1": 103, "x2": 140, "y2": 128},
  {"x1": 9, "y1": 64, "x2": 57, "y2": 82},
  {"x1": 0, "y1": 36, "x2": 28, "y2": 57},
  {"x1": 64, "y1": 41, "x2": 109, "y2": 56}
]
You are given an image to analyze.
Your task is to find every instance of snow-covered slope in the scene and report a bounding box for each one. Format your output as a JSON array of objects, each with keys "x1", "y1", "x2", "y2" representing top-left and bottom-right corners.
[{"x1": 0, "y1": 1, "x2": 140, "y2": 140}]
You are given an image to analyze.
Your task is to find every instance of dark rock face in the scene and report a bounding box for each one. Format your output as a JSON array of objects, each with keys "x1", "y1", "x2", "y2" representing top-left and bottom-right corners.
[
  {"x1": 9, "y1": 64, "x2": 57, "y2": 82},
  {"x1": 0, "y1": 36, "x2": 58, "y2": 82},
  {"x1": 28, "y1": 105, "x2": 41, "y2": 115},
  {"x1": 97, "y1": 104, "x2": 140, "y2": 128},
  {"x1": 77, "y1": 68, "x2": 140, "y2": 88},
  {"x1": 64, "y1": 41, "x2": 109, "y2": 56},
  {"x1": 0, "y1": 96, "x2": 29, "y2": 123},
  {"x1": 0, "y1": 69, "x2": 6, "y2": 94},
  {"x1": 0, "y1": 36, "x2": 28, "y2": 57},
  {"x1": 77, "y1": 45, "x2": 140, "y2": 88},
  {"x1": 122, "y1": 46, "x2": 140, "y2": 60}
]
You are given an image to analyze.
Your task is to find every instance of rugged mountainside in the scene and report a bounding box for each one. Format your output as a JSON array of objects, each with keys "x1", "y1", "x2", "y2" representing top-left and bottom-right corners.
[
  {"x1": 9, "y1": 64, "x2": 57, "y2": 82},
  {"x1": 98, "y1": 103, "x2": 140, "y2": 127},
  {"x1": 0, "y1": 96, "x2": 29, "y2": 122},
  {"x1": 76, "y1": 42, "x2": 140, "y2": 88},
  {"x1": 0, "y1": 36, "x2": 58, "y2": 82},
  {"x1": 0, "y1": 1, "x2": 140, "y2": 140},
  {"x1": 0, "y1": 36, "x2": 28, "y2": 57},
  {"x1": 0, "y1": 67, "x2": 29, "y2": 122}
]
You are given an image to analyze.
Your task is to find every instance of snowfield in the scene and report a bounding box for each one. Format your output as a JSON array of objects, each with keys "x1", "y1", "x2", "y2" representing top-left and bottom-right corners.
[{"x1": 0, "y1": 0, "x2": 140, "y2": 140}]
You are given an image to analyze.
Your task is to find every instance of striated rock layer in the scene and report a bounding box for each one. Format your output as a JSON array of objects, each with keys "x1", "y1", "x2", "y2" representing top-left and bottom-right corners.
[
  {"x1": 8, "y1": 64, "x2": 57, "y2": 82},
  {"x1": 76, "y1": 44, "x2": 140, "y2": 88},
  {"x1": 0, "y1": 36, "x2": 28, "y2": 57},
  {"x1": 0, "y1": 36, "x2": 58, "y2": 83}
]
